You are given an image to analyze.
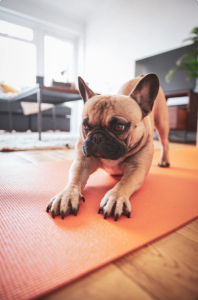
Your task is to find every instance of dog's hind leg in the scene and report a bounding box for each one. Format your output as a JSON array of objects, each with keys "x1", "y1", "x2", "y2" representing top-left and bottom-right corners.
[{"x1": 153, "y1": 87, "x2": 170, "y2": 167}]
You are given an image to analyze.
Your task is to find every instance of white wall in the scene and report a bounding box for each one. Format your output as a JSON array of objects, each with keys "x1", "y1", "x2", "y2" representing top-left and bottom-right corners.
[{"x1": 85, "y1": 0, "x2": 198, "y2": 94}]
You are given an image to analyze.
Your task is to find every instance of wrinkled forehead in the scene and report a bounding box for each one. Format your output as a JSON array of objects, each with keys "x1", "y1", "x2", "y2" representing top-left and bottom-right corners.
[
  {"x1": 83, "y1": 95, "x2": 115, "y2": 125},
  {"x1": 82, "y1": 95, "x2": 142, "y2": 127}
]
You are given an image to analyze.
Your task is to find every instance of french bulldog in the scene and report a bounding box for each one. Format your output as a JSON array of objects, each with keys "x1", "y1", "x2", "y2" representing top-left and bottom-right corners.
[{"x1": 46, "y1": 73, "x2": 170, "y2": 221}]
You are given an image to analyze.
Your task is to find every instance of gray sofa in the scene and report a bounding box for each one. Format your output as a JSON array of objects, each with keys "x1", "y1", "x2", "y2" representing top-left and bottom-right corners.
[
  {"x1": 29, "y1": 105, "x2": 71, "y2": 131},
  {"x1": 0, "y1": 100, "x2": 71, "y2": 132}
]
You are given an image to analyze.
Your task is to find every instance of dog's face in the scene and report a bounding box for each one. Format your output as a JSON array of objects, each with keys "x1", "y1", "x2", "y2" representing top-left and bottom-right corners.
[{"x1": 78, "y1": 74, "x2": 159, "y2": 160}]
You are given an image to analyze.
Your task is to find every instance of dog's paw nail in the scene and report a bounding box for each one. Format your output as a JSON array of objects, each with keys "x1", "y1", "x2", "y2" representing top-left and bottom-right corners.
[
  {"x1": 52, "y1": 210, "x2": 55, "y2": 218},
  {"x1": 74, "y1": 209, "x2": 77, "y2": 216},
  {"x1": 46, "y1": 206, "x2": 50, "y2": 212},
  {"x1": 81, "y1": 196, "x2": 85, "y2": 202},
  {"x1": 114, "y1": 214, "x2": 119, "y2": 221},
  {"x1": 104, "y1": 212, "x2": 107, "y2": 219},
  {"x1": 127, "y1": 212, "x2": 131, "y2": 218},
  {"x1": 158, "y1": 162, "x2": 170, "y2": 168},
  {"x1": 98, "y1": 207, "x2": 102, "y2": 214},
  {"x1": 61, "y1": 211, "x2": 64, "y2": 219}
]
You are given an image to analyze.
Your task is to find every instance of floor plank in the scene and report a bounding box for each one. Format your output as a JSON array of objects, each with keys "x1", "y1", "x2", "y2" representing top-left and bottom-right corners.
[
  {"x1": 0, "y1": 152, "x2": 31, "y2": 166},
  {"x1": 186, "y1": 219, "x2": 198, "y2": 232},
  {"x1": 114, "y1": 219, "x2": 198, "y2": 300},
  {"x1": 39, "y1": 264, "x2": 154, "y2": 300},
  {"x1": 177, "y1": 222, "x2": 198, "y2": 243}
]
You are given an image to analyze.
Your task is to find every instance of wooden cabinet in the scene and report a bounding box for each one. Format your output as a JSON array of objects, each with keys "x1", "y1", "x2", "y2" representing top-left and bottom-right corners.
[
  {"x1": 165, "y1": 90, "x2": 198, "y2": 131},
  {"x1": 168, "y1": 107, "x2": 187, "y2": 130}
]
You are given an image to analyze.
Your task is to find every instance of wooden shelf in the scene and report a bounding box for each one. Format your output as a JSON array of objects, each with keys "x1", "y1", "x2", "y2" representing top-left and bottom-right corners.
[{"x1": 165, "y1": 90, "x2": 198, "y2": 131}]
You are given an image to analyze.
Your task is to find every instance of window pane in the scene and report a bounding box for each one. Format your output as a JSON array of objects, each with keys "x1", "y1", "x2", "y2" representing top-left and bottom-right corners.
[
  {"x1": 0, "y1": 20, "x2": 33, "y2": 41},
  {"x1": 44, "y1": 36, "x2": 74, "y2": 86},
  {"x1": 0, "y1": 36, "x2": 36, "y2": 90}
]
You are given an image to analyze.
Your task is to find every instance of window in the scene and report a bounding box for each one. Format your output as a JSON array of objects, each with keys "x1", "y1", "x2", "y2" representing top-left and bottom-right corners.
[
  {"x1": 0, "y1": 21, "x2": 75, "y2": 91},
  {"x1": 0, "y1": 21, "x2": 36, "y2": 90},
  {"x1": 0, "y1": 20, "x2": 33, "y2": 41},
  {"x1": 44, "y1": 36, "x2": 74, "y2": 86}
]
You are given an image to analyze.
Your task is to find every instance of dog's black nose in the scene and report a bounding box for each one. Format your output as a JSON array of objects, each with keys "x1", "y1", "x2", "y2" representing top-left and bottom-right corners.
[{"x1": 92, "y1": 133, "x2": 105, "y2": 145}]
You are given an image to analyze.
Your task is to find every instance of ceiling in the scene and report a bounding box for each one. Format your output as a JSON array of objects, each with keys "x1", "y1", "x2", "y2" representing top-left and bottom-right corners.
[{"x1": 21, "y1": 0, "x2": 114, "y2": 24}]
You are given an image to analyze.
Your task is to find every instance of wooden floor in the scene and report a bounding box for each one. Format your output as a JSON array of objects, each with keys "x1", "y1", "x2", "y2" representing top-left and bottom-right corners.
[{"x1": 1, "y1": 141, "x2": 198, "y2": 300}]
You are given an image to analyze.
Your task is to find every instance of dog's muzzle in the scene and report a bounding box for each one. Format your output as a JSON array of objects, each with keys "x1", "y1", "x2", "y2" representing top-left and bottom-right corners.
[{"x1": 83, "y1": 130, "x2": 127, "y2": 160}]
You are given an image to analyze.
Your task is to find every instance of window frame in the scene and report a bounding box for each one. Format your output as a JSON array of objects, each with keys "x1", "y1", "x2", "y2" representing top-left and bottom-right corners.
[
  {"x1": 0, "y1": 9, "x2": 80, "y2": 86},
  {"x1": 0, "y1": 19, "x2": 34, "y2": 41}
]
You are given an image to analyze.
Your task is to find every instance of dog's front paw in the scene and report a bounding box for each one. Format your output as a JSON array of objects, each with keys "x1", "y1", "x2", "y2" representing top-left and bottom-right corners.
[
  {"x1": 46, "y1": 185, "x2": 85, "y2": 219},
  {"x1": 98, "y1": 189, "x2": 132, "y2": 221}
]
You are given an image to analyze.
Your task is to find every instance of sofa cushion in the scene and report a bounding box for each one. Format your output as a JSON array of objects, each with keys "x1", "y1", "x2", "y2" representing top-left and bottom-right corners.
[
  {"x1": 0, "y1": 113, "x2": 29, "y2": 131},
  {"x1": 30, "y1": 115, "x2": 70, "y2": 132}
]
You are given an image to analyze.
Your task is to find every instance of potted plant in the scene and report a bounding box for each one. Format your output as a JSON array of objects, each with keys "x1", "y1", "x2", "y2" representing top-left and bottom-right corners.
[{"x1": 166, "y1": 27, "x2": 198, "y2": 93}]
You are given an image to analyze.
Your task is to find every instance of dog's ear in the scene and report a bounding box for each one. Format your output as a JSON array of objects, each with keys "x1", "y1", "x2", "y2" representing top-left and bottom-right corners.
[
  {"x1": 78, "y1": 76, "x2": 96, "y2": 103},
  {"x1": 130, "y1": 73, "x2": 159, "y2": 117}
]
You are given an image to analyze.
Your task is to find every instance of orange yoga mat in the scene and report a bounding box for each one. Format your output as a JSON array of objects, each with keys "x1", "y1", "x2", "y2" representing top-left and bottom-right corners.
[{"x1": 1, "y1": 148, "x2": 198, "y2": 300}]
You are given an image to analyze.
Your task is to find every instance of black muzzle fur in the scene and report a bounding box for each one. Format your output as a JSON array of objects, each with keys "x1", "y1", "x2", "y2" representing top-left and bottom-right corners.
[{"x1": 83, "y1": 130, "x2": 127, "y2": 160}]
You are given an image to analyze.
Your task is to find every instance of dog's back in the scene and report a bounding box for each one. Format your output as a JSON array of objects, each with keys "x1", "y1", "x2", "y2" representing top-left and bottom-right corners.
[{"x1": 118, "y1": 74, "x2": 170, "y2": 166}]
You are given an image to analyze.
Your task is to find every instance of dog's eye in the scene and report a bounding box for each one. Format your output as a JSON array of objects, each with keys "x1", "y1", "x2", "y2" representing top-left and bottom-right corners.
[
  {"x1": 114, "y1": 124, "x2": 125, "y2": 131},
  {"x1": 83, "y1": 125, "x2": 90, "y2": 131}
]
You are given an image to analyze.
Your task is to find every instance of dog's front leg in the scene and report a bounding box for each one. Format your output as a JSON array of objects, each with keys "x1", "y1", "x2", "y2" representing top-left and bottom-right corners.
[
  {"x1": 99, "y1": 147, "x2": 153, "y2": 221},
  {"x1": 46, "y1": 156, "x2": 98, "y2": 219}
]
